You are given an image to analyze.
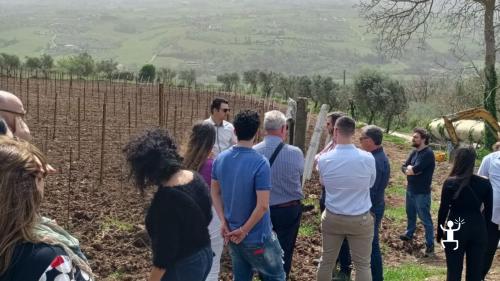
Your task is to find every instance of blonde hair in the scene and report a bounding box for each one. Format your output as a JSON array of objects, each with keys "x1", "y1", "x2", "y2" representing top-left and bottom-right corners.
[{"x1": 0, "y1": 136, "x2": 47, "y2": 274}]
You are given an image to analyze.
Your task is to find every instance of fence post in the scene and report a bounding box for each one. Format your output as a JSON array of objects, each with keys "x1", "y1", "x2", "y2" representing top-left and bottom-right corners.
[
  {"x1": 294, "y1": 97, "x2": 308, "y2": 153},
  {"x1": 302, "y1": 104, "x2": 329, "y2": 185},
  {"x1": 159, "y1": 83, "x2": 164, "y2": 127}
]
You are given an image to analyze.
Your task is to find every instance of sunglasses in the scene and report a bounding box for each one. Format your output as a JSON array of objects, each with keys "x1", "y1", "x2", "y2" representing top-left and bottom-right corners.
[{"x1": 221, "y1": 108, "x2": 230, "y2": 113}]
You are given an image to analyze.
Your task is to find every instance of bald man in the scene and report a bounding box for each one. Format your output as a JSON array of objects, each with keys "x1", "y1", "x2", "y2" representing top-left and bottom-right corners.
[{"x1": 0, "y1": 90, "x2": 31, "y2": 140}]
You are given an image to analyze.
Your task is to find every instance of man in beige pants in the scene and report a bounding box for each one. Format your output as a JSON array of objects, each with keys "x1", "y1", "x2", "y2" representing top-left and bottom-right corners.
[{"x1": 316, "y1": 116, "x2": 376, "y2": 281}]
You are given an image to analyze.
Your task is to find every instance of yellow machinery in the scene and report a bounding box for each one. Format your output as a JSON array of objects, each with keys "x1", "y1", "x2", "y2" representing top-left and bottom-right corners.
[{"x1": 441, "y1": 107, "x2": 500, "y2": 149}]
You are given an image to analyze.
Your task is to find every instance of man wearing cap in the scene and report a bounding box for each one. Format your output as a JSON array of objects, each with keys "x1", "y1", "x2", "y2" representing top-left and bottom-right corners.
[{"x1": 0, "y1": 90, "x2": 31, "y2": 141}]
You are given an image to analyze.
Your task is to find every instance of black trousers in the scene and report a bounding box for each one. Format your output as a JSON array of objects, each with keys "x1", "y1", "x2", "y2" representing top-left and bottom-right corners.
[
  {"x1": 443, "y1": 213, "x2": 487, "y2": 281},
  {"x1": 270, "y1": 203, "x2": 303, "y2": 279},
  {"x1": 482, "y1": 220, "x2": 500, "y2": 279}
]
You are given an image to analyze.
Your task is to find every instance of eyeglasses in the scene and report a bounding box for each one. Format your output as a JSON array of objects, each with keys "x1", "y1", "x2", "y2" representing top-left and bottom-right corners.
[{"x1": 221, "y1": 108, "x2": 230, "y2": 113}]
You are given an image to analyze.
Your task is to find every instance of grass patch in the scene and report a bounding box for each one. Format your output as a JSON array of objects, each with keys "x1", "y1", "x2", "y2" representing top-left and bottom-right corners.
[
  {"x1": 383, "y1": 134, "x2": 408, "y2": 146},
  {"x1": 384, "y1": 206, "x2": 406, "y2": 223},
  {"x1": 302, "y1": 197, "x2": 318, "y2": 208},
  {"x1": 386, "y1": 183, "x2": 406, "y2": 197},
  {"x1": 102, "y1": 218, "x2": 134, "y2": 232},
  {"x1": 384, "y1": 264, "x2": 446, "y2": 281},
  {"x1": 107, "y1": 271, "x2": 125, "y2": 280},
  {"x1": 298, "y1": 223, "x2": 316, "y2": 237}
]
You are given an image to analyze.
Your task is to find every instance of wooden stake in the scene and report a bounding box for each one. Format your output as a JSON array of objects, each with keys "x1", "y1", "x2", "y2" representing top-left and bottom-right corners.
[
  {"x1": 52, "y1": 89, "x2": 58, "y2": 140},
  {"x1": 99, "y1": 103, "x2": 107, "y2": 186},
  {"x1": 77, "y1": 97, "x2": 81, "y2": 160},
  {"x1": 66, "y1": 146, "x2": 73, "y2": 229}
]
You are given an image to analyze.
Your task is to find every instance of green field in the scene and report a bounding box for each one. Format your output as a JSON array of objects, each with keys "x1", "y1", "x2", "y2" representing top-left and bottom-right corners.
[{"x1": 0, "y1": 0, "x2": 480, "y2": 81}]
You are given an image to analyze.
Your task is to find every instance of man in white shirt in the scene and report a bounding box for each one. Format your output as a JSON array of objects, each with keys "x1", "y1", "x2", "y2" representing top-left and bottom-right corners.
[
  {"x1": 316, "y1": 116, "x2": 376, "y2": 281},
  {"x1": 477, "y1": 151, "x2": 500, "y2": 279},
  {"x1": 204, "y1": 98, "x2": 237, "y2": 156}
]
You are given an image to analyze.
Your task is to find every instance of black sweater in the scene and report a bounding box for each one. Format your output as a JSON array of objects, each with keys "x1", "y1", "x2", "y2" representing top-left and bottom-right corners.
[
  {"x1": 401, "y1": 147, "x2": 435, "y2": 194},
  {"x1": 146, "y1": 173, "x2": 212, "y2": 269},
  {"x1": 437, "y1": 175, "x2": 493, "y2": 241}
]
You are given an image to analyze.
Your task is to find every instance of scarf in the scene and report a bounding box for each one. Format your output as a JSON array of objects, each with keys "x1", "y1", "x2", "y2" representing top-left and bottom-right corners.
[{"x1": 33, "y1": 217, "x2": 93, "y2": 278}]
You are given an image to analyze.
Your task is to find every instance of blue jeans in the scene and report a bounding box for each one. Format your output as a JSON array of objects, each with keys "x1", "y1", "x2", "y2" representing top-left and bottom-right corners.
[
  {"x1": 405, "y1": 191, "x2": 434, "y2": 247},
  {"x1": 338, "y1": 204, "x2": 384, "y2": 281},
  {"x1": 270, "y1": 204, "x2": 302, "y2": 279},
  {"x1": 229, "y1": 233, "x2": 286, "y2": 281},
  {"x1": 161, "y1": 246, "x2": 213, "y2": 281}
]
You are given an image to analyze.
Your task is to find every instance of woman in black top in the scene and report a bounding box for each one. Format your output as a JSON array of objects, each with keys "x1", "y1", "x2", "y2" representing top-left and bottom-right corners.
[
  {"x1": 0, "y1": 136, "x2": 92, "y2": 281},
  {"x1": 123, "y1": 129, "x2": 213, "y2": 281},
  {"x1": 437, "y1": 147, "x2": 493, "y2": 281}
]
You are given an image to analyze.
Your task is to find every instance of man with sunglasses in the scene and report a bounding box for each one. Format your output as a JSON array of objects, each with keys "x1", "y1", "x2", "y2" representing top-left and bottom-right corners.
[
  {"x1": 205, "y1": 97, "x2": 237, "y2": 156},
  {"x1": 0, "y1": 90, "x2": 31, "y2": 141}
]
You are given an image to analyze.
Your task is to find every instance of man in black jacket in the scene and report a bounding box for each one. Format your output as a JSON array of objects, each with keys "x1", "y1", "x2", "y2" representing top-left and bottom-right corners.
[{"x1": 400, "y1": 128, "x2": 436, "y2": 257}]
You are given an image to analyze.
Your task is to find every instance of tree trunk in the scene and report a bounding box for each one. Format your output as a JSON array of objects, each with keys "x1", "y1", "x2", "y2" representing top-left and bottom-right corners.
[
  {"x1": 368, "y1": 111, "x2": 375, "y2": 124},
  {"x1": 385, "y1": 114, "x2": 393, "y2": 134},
  {"x1": 484, "y1": 0, "x2": 497, "y2": 150}
]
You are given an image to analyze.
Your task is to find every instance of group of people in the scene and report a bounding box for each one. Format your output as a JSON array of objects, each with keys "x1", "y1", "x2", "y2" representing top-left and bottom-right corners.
[{"x1": 0, "y1": 90, "x2": 499, "y2": 281}]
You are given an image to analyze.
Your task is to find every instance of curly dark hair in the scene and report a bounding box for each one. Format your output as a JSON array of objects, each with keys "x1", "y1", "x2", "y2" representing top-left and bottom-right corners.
[
  {"x1": 123, "y1": 129, "x2": 183, "y2": 192},
  {"x1": 234, "y1": 109, "x2": 260, "y2": 141},
  {"x1": 413, "y1": 127, "x2": 430, "y2": 145}
]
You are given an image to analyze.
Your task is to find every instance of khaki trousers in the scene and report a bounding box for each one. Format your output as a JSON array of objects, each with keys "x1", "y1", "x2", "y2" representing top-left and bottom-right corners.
[{"x1": 317, "y1": 210, "x2": 374, "y2": 281}]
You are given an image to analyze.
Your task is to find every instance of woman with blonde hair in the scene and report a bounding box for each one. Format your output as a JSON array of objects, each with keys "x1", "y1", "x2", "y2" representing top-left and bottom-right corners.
[
  {"x1": 0, "y1": 136, "x2": 92, "y2": 281},
  {"x1": 183, "y1": 121, "x2": 223, "y2": 281}
]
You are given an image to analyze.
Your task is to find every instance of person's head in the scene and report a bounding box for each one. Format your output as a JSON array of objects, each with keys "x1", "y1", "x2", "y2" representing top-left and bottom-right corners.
[
  {"x1": 183, "y1": 121, "x2": 216, "y2": 172},
  {"x1": 449, "y1": 146, "x2": 476, "y2": 187},
  {"x1": 333, "y1": 116, "x2": 355, "y2": 143},
  {"x1": 326, "y1": 111, "x2": 345, "y2": 136},
  {"x1": 0, "y1": 136, "x2": 48, "y2": 274},
  {"x1": 263, "y1": 110, "x2": 287, "y2": 140},
  {"x1": 0, "y1": 91, "x2": 30, "y2": 141},
  {"x1": 123, "y1": 129, "x2": 183, "y2": 192},
  {"x1": 233, "y1": 109, "x2": 260, "y2": 142},
  {"x1": 493, "y1": 142, "x2": 500, "y2": 151},
  {"x1": 412, "y1": 127, "x2": 430, "y2": 148},
  {"x1": 360, "y1": 125, "x2": 383, "y2": 152},
  {"x1": 210, "y1": 97, "x2": 230, "y2": 122},
  {"x1": 0, "y1": 118, "x2": 13, "y2": 138}
]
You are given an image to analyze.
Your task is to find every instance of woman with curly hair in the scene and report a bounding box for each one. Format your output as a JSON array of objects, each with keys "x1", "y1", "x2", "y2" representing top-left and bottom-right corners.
[
  {"x1": 183, "y1": 121, "x2": 223, "y2": 281},
  {"x1": 0, "y1": 136, "x2": 92, "y2": 281},
  {"x1": 123, "y1": 129, "x2": 213, "y2": 281}
]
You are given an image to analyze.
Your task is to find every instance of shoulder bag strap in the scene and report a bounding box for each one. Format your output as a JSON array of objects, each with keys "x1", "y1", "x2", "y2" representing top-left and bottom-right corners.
[{"x1": 269, "y1": 142, "x2": 285, "y2": 167}]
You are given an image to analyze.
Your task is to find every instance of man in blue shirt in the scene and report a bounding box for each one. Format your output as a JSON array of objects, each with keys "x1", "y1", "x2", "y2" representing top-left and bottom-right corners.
[
  {"x1": 254, "y1": 110, "x2": 304, "y2": 279},
  {"x1": 359, "y1": 125, "x2": 390, "y2": 281},
  {"x1": 211, "y1": 109, "x2": 285, "y2": 281}
]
